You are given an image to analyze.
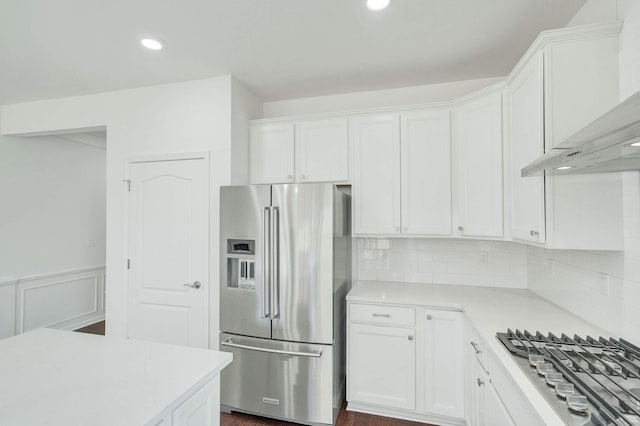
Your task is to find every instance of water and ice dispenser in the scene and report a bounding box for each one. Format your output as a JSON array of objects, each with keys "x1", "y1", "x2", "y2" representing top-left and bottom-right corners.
[{"x1": 226, "y1": 239, "x2": 256, "y2": 290}]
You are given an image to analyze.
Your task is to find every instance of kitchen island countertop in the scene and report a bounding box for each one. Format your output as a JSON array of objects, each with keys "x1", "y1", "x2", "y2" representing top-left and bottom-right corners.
[
  {"x1": 0, "y1": 328, "x2": 232, "y2": 426},
  {"x1": 347, "y1": 280, "x2": 611, "y2": 426}
]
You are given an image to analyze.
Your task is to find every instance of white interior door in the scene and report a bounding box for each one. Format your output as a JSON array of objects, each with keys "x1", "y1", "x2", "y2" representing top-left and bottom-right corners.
[{"x1": 127, "y1": 157, "x2": 209, "y2": 348}]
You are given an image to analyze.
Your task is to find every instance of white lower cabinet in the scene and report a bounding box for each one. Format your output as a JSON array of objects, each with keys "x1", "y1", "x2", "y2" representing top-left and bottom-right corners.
[
  {"x1": 465, "y1": 325, "x2": 543, "y2": 426},
  {"x1": 347, "y1": 302, "x2": 465, "y2": 424},
  {"x1": 467, "y1": 355, "x2": 515, "y2": 426},
  {"x1": 349, "y1": 322, "x2": 416, "y2": 410},
  {"x1": 422, "y1": 309, "x2": 464, "y2": 419}
]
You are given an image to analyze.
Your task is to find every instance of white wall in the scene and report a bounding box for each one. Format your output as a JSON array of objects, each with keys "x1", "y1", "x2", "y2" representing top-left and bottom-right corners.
[
  {"x1": 262, "y1": 77, "x2": 503, "y2": 118},
  {"x1": 527, "y1": 0, "x2": 640, "y2": 341},
  {"x1": 0, "y1": 134, "x2": 106, "y2": 278},
  {"x1": 357, "y1": 238, "x2": 527, "y2": 288},
  {"x1": 1, "y1": 76, "x2": 259, "y2": 347}
]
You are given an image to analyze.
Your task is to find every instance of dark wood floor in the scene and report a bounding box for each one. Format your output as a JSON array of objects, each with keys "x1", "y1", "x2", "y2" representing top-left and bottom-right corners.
[
  {"x1": 221, "y1": 403, "x2": 428, "y2": 425},
  {"x1": 74, "y1": 322, "x2": 425, "y2": 425},
  {"x1": 75, "y1": 320, "x2": 106, "y2": 335}
]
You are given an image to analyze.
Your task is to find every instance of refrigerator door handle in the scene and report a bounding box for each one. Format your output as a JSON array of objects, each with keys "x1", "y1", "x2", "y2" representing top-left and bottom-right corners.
[
  {"x1": 271, "y1": 206, "x2": 280, "y2": 319},
  {"x1": 261, "y1": 207, "x2": 271, "y2": 319},
  {"x1": 221, "y1": 339, "x2": 322, "y2": 358}
]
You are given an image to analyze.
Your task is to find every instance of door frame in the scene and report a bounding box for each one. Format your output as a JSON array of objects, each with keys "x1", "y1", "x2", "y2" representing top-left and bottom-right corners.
[{"x1": 123, "y1": 151, "x2": 211, "y2": 347}]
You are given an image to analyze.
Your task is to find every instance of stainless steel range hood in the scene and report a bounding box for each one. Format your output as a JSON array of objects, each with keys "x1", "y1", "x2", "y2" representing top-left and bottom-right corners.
[{"x1": 522, "y1": 90, "x2": 640, "y2": 176}]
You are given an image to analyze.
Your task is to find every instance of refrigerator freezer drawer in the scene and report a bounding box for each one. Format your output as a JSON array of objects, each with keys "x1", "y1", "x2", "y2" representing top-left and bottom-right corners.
[{"x1": 219, "y1": 333, "x2": 335, "y2": 425}]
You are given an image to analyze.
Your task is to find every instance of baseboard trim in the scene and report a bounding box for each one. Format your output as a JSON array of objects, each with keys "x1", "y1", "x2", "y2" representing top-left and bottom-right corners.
[{"x1": 347, "y1": 401, "x2": 465, "y2": 426}]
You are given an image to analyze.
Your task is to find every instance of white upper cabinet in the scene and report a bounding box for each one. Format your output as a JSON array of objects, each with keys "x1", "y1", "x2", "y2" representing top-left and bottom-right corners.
[
  {"x1": 542, "y1": 35, "x2": 623, "y2": 250},
  {"x1": 249, "y1": 122, "x2": 295, "y2": 184},
  {"x1": 509, "y1": 51, "x2": 546, "y2": 244},
  {"x1": 295, "y1": 118, "x2": 349, "y2": 183},
  {"x1": 400, "y1": 109, "x2": 452, "y2": 235},
  {"x1": 352, "y1": 110, "x2": 452, "y2": 236},
  {"x1": 508, "y1": 25, "x2": 624, "y2": 250},
  {"x1": 351, "y1": 114, "x2": 402, "y2": 235},
  {"x1": 453, "y1": 90, "x2": 504, "y2": 238},
  {"x1": 249, "y1": 118, "x2": 349, "y2": 184}
]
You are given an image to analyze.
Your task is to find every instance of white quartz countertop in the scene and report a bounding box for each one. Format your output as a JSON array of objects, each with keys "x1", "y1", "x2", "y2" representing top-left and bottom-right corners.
[
  {"x1": 347, "y1": 280, "x2": 612, "y2": 426},
  {"x1": 0, "y1": 328, "x2": 232, "y2": 426}
]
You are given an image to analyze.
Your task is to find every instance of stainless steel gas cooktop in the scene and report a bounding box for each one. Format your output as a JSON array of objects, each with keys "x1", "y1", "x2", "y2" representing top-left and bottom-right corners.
[{"x1": 497, "y1": 329, "x2": 640, "y2": 426}]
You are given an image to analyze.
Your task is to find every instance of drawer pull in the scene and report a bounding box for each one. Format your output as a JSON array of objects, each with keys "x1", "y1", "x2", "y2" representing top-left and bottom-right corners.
[
  {"x1": 470, "y1": 341, "x2": 482, "y2": 354},
  {"x1": 372, "y1": 313, "x2": 391, "y2": 318},
  {"x1": 408, "y1": 335, "x2": 414, "y2": 341},
  {"x1": 477, "y1": 378, "x2": 485, "y2": 387}
]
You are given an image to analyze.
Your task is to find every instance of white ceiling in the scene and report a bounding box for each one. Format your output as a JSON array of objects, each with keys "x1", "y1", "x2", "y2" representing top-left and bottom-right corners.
[{"x1": 0, "y1": 0, "x2": 587, "y2": 105}]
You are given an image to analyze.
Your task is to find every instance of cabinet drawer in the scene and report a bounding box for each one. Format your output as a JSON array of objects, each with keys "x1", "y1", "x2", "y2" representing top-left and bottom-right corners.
[{"x1": 350, "y1": 303, "x2": 415, "y2": 327}]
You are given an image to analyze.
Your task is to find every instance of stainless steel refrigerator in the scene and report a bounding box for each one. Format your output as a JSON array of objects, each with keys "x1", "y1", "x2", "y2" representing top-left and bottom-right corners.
[{"x1": 219, "y1": 183, "x2": 351, "y2": 425}]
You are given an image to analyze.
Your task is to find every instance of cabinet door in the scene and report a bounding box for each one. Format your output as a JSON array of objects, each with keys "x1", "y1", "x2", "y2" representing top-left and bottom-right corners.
[
  {"x1": 348, "y1": 323, "x2": 416, "y2": 410},
  {"x1": 486, "y1": 381, "x2": 516, "y2": 426},
  {"x1": 453, "y1": 91, "x2": 504, "y2": 238},
  {"x1": 295, "y1": 118, "x2": 349, "y2": 183},
  {"x1": 423, "y1": 310, "x2": 464, "y2": 419},
  {"x1": 351, "y1": 114, "x2": 401, "y2": 235},
  {"x1": 509, "y1": 52, "x2": 546, "y2": 243},
  {"x1": 172, "y1": 377, "x2": 219, "y2": 426},
  {"x1": 249, "y1": 122, "x2": 295, "y2": 184},
  {"x1": 469, "y1": 356, "x2": 487, "y2": 426},
  {"x1": 401, "y1": 110, "x2": 452, "y2": 235}
]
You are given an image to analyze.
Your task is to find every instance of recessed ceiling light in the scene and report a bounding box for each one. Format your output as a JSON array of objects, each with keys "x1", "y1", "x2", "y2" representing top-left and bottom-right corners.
[
  {"x1": 627, "y1": 141, "x2": 640, "y2": 147},
  {"x1": 139, "y1": 36, "x2": 165, "y2": 51},
  {"x1": 556, "y1": 166, "x2": 572, "y2": 170},
  {"x1": 367, "y1": 0, "x2": 390, "y2": 11}
]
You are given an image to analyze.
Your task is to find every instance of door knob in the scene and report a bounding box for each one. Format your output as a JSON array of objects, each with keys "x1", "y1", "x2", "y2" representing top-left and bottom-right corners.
[{"x1": 184, "y1": 281, "x2": 202, "y2": 289}]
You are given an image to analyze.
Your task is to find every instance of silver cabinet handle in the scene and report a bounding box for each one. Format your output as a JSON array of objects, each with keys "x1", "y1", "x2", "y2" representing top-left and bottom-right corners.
[
  {"x1": 184, "y1": 281, "x2": 201, "y2": 289},
  {"x1": 221, "y1": 339, "x2": 322, "y2": 358},
  {"x1": 372, "y1": 313, "x2": 391, "y2": 318},
  {"x1": 261, "y1": 207, "x2": 271, "y2": 319},
  {"x1": 470, "y1": 341, "x2": 481, "y2": 354},
  {"x1": 458, "y1": 226, "x2": 464, "y2": 231},
  {"x1": 530, "y1": 230, "x2": 539, "y2": 237},
  {"x1": 408, "y1": 335, "x2": 414, "y2": 341},
  {"x1": 477, "y1": 378, "x2": 485, "y2": 387},
  {"x1": 287, "y1": 175, "x2": 293, "y2": 180},
  {"x1": 426, "y1": 314, "x2": 432, "y2": 320}
]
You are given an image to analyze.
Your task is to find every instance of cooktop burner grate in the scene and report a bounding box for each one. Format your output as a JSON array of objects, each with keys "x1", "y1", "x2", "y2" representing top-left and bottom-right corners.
[{"x1": 497, "y1": 329, "x2": 640, "y2": 426}]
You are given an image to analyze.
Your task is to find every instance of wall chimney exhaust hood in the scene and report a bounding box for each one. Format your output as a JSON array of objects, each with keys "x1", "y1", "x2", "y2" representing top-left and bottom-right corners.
[{"x1": 522, "y1": 90, "x2": 640, "y2": 176}]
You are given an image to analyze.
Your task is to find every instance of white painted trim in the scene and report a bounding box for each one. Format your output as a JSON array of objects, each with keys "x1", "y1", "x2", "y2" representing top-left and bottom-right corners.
[
  {"x1": 8, "y1": 126, "x2": 107, "y2": 138},
  {"x1": 450, "y1": 81, "x2": 507, "y2": 106},
  {"x1": 127, "y1": 151, "x2": 210, "y2": 164},
  {"x1": 11, "y1": 265, "x2": 105, "y2": 284},
  {"x1": 347, "y1": 401, "x2": 465, "y2": 426},
  {"x1": 0, "y1": 278, "x2": 19, "y2": 287},
  {"x1": 13, "y1": 266, "x2": 106, "y2": 334},
  {"x1": 250, "y1": 100, "x2": 455, "y2": 124},
  {"x1": 55, "y1": 133, "x2": 106, "y2": 150},
  {"x1": 508, "y1": 21, "x2": 623, "y2": 84}
]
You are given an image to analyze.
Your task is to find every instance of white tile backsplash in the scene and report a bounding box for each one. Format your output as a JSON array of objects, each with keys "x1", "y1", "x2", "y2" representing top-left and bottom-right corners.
[
  {"x1": 528, "y1": 172, "x2": 640, "y2": 341},
  {"x1": 356, "y1": 238, "x2": 528, "y2": 288}
]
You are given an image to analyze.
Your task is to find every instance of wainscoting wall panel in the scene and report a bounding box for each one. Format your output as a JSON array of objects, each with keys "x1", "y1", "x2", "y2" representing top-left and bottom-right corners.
[
  {"x1": 0, "y1": 281, "x2": 17, "y2": 339},
  {"x1": 2, "y1": 266, "x2": 106, "y2": 337}
]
